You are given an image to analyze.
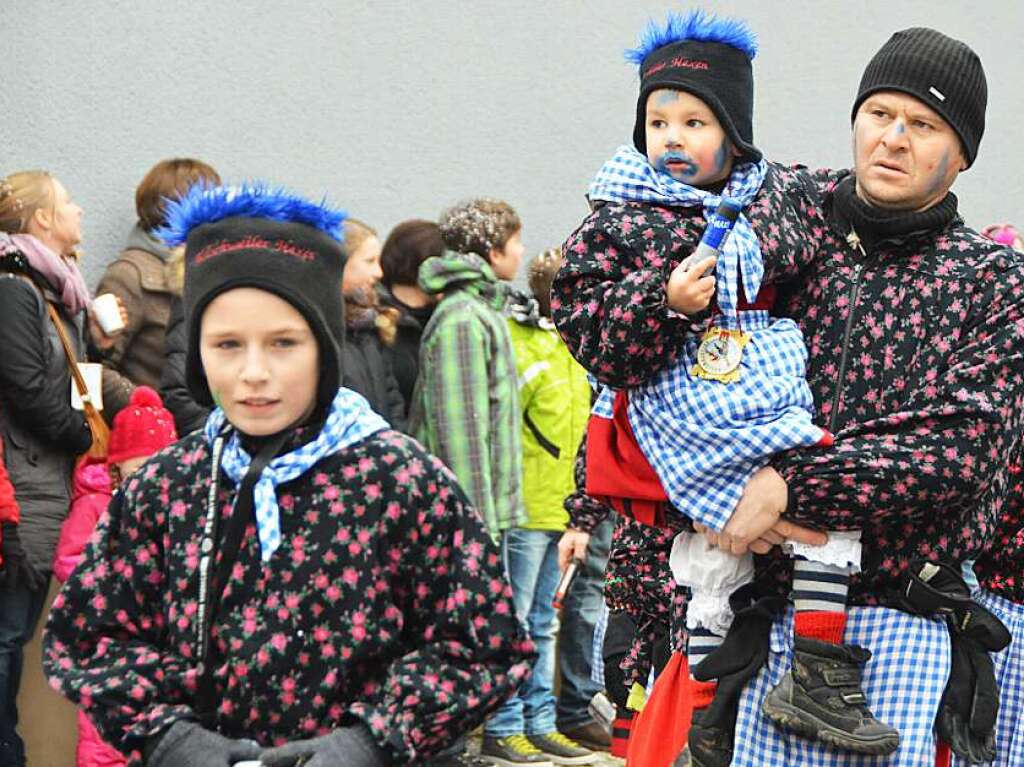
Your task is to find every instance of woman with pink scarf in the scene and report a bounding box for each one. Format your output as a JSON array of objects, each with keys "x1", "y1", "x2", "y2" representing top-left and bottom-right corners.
[{"x1": 0, "y1": 170, "x2": 129, "y2": 767}]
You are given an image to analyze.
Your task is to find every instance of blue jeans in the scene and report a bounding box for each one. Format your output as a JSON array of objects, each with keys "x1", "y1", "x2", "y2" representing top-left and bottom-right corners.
[
  {"x1": 0, "y1": 581, "x2": 48, "y2": 766},
  {"x1": 486, "y1": 528, "x2": 561, "y2": 737},
  {"x1": 557, "y1": 517, "x2": 612, "y2": 730}
]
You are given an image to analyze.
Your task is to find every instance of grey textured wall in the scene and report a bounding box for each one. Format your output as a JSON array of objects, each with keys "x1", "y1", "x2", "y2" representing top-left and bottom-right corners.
[{"x1": 2, "y1": 0, "x2": 1022, "y2": 288}]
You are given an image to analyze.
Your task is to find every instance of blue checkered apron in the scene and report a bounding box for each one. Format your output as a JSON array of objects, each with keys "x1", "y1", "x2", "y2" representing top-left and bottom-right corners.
[
  {"x1": 587, "y1": 146, "x2": 825, "y2": 530},
  {"x1": 627, "y1": 310, "x2": 826, "y2": 531},
  {"x1": 952, "y1": 590, "x2": 1024, "y2": 767},
  {"x1": 733, "y1": 606, "x2": 951, "y2": 767}
]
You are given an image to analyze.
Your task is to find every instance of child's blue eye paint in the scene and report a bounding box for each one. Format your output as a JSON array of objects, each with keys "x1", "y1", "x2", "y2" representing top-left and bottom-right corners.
[{"x1": 655, "y1": 89, "x2": 680, "y2": 106}]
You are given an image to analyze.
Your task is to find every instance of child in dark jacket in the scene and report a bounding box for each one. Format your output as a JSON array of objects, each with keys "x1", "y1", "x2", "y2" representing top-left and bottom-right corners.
[
  {"x1": 43, "y1": 183, "x2": 532, "y2": 767},
  {"x1": 54, "y1": 386, "x2": 178, "y2": 767},
  {"x1": 341, "y1": 219, "x2": 405, "y2": 430},
  {"x1": 378, "y1": 220, "x2": 443, "y2": 421},
  {"x1": 554, "y1": 9, "x2": 895, "y2": 765}
]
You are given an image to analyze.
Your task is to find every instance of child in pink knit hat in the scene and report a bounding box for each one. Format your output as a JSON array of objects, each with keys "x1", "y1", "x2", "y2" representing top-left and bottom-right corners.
[
  {"x1": 54, "y1": 386, "x2": 177, "y2": 767},
  {"x1": 981, "y1": 222, "x2": 1024, "y2": 250}
]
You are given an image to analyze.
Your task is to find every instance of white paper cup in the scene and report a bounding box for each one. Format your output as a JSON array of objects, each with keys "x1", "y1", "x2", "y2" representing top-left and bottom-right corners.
[
  {"x1": 71, "y1": 363, "x2": 104, "y2": 411},
  {"x1": 92, "y1": 293, "x2": 124, "y2": 335}
]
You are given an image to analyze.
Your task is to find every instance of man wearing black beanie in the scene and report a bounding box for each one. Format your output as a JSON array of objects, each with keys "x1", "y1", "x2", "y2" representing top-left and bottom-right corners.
[{"x1": 699, "y1": 26, "x2": 1024, "y2": 767}]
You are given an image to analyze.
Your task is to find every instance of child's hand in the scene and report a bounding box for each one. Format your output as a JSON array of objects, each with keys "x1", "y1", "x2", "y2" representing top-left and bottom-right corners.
[
  {"x1": 665, "y1": 255, "x2": 716, "y2": 315},
  {"x1": 558, "y1": 529, "x2": 590, "y2": 572}
]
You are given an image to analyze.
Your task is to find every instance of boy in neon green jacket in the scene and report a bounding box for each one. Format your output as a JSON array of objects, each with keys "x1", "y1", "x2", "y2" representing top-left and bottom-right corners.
[
  {"x1": 509, "y1": 250, "x2": 592, "y2": 532},
  {"x1": 485, "y1": 248, "x2": 595, "y2": 765}
]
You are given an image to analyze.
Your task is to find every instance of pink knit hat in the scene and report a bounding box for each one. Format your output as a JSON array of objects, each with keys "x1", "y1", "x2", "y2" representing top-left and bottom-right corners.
[
  {"x1": 981, "y1": 223, "x2": 1023, "y2": 250},
  {"x1": 107, "y1": 386, "x2": 178, "y2": 465}
]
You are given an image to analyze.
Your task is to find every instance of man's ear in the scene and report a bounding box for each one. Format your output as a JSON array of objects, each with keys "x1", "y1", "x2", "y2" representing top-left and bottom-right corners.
[{"x1": 731, "y1": 143, "x2": 742, "y2": 158}]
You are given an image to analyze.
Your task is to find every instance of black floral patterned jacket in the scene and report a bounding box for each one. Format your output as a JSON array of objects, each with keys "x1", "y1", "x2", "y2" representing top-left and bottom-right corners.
[
  {"x1": 42, "y1": 428, "x2": 534, "y2": 764},
  {"x1": 770, "y1": 169, "x2": 1024, "y2": 603},
  {"x1": 972, "y1": 446, "x2": 1024, "y2": 603},
  {"x1": 553, "y1": 163, "x2": 1024, "y2": 604},
  {"x1": 553, "y1": 161, "x2": 823, "y2": 390}
]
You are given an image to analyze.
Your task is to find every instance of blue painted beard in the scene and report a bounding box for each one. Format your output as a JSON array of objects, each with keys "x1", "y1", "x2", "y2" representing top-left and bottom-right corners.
[{"x1": 655, "y1": 151, "x2": 699, "y2": 181}]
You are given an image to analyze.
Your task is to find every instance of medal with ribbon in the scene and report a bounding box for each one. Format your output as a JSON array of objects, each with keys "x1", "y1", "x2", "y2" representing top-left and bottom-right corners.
[{"x1": 692, "y1": 325, "x2": 751, "y2": 383}]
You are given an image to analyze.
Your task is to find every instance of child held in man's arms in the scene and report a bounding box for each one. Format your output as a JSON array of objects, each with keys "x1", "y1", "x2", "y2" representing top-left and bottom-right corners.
[{"x1": 553, "y1": 9, "x2": 897, "y2": 766}]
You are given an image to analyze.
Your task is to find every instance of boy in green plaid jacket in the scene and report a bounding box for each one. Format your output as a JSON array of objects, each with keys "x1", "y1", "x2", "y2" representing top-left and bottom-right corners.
[{"x1": 411, "y1": 198, "x2": 526, "y2": 542}]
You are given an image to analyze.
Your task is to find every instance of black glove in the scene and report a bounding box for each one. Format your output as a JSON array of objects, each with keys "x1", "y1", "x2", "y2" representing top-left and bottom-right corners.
[
  {"x1": 260, "y1": 724, "x2": 390, "y2": 767},
  {"x1": 893, "y1": 559, "x2": 971, "y2": 617},
  {"x1": 0, "y1": 522, "x2": 47, "y2": 592},
  {"x1": 145, "y1": 720, "x2": 261, "y2": 767},
  {"x1": 691, "y1": 584, "x2": 785, "y2": 730},
  {"x1": 936, "y1": 601, "x2": 1011, "y2": 765}
]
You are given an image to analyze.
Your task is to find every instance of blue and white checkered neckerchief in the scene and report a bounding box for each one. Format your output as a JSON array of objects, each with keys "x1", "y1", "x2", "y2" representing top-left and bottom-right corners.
[
  {"x1": 589, "y1": 145, "x2": 767, "y2": 320},
  {"x1": 204, "y1": 387, "x2": 389, "y2": 562}
]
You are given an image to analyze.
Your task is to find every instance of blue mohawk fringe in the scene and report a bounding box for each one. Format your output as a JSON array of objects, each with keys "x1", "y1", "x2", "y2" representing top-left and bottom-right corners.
[
  {"x1": 625, "y1": 8, "x2": 758, "y2": 67},
  {"x1": 157, "y1": 182, "x2": 348, "y2": 247}
]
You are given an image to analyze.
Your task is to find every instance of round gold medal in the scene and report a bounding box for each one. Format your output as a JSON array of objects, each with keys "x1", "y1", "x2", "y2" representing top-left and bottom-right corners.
[{"x1": 692, "y1": 328, "x2": 751, "y2": 383}]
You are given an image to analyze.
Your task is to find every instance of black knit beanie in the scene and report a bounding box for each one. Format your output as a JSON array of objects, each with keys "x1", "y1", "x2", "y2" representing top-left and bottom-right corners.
[
  {"x1": 852, "y1": 27, "x2": 987, "y2": 167},
  {"x1": 628, "y1": 12, "x2": 761, "y2": 163},
  {"x1": 158, "y1": 184, "x2": 348, "y2": 412}
]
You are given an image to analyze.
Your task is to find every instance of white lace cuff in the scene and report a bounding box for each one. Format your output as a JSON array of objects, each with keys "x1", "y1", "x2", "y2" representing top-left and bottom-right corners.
[
  {"x1": 784, "y1": 530, "x2": 862, "y2": 571},
  {"x1": 687, "y1": 588, "x2": 741, "y2": 636},
  {"x1": 670, "y1": 532, "x2": 754, "y2": 634}
]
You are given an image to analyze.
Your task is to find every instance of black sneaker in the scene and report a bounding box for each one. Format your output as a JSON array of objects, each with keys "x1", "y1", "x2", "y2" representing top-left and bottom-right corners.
[
  {"x1": 762, "y1": 636, "x2": 900, "y2": 755},
  {"x1": 527, "y1": 732, "x2": 594, "y2": 765},
  {"x1": 480, "y1": 734, "x2": 554, "y2": 766}
]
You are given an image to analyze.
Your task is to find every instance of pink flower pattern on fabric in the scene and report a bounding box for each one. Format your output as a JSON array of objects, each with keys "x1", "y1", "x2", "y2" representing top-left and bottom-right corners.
[{"x1": 43, "y1": 429, "x2": 534, "y2": 765}]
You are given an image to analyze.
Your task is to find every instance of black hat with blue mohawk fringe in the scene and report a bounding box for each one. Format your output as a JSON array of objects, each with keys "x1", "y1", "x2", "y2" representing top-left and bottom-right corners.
[
  {"x1": 626, "y1": 8, "x2": 761, "y2": 162},
  {"x1": 158, "y1": 183, "x2": 348, "y2": 413}
]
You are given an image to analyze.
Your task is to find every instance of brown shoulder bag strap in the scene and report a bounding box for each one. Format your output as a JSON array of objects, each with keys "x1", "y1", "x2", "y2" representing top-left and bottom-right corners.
[{"x1": 45, "y1": 303, "x2": 109, "y2": 457}]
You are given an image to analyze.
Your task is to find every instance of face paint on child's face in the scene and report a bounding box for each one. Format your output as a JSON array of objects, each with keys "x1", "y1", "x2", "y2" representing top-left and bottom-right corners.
[
  {"x1": 712, "y1": 139, "x2": 730, "y2": 177},
  {"x1": 655, "y1": 90, "x2": 679, "y2": 107},
  {"x1": 199, "y1": 287, "x2": 320, "y2": 437},
  {"x1": 654, "y1": 151, "x2": 699, "y2": 179},
  {"x1": 645, "y1": 89, "x2": 736, "y2": 187}
]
